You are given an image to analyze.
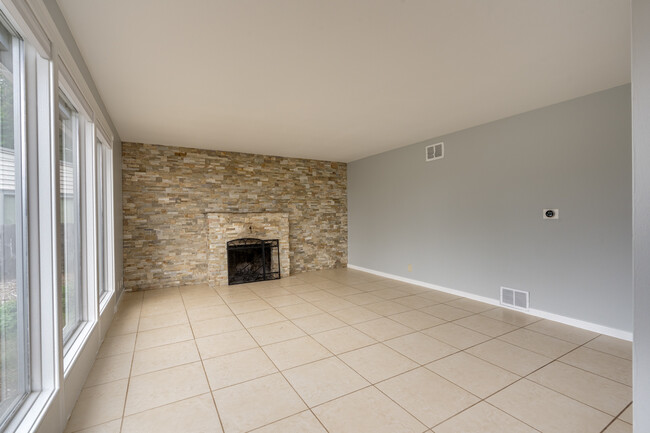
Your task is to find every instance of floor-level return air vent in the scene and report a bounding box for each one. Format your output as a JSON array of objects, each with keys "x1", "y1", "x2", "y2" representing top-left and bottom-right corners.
[
  {"x1": 426, "y1": 142, "x2": 444, "y2": 161},
  {"x1": 500, "y1": 287, "x2": 529, "y2": 310}
]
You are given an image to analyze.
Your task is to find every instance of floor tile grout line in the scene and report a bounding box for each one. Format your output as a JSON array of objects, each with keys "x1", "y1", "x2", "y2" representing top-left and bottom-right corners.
[
  {"x1": 599, "y1": 401, "x2": 634, "y2": 433},
  {"x1": 118, "y1": 296, "x2": 144, "y2": 433}
]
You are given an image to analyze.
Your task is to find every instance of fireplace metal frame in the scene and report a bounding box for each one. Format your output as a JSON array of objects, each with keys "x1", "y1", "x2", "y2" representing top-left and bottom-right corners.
[{"x1": 226, "y1": 238, "x2": 281, "y2": 285}]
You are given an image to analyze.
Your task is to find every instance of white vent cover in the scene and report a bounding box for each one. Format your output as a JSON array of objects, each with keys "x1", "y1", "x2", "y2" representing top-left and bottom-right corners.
[
  {"x1": 426, "y1": 142, "x2": 444, "y2": 161},
  {"x1": 500, "y1": 287, "x2": 529, "y2": 310}
]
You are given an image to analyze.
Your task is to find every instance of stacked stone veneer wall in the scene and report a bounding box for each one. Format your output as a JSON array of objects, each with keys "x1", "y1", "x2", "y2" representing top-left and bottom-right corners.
[{"x1": 122, "y1": 142, "x2": 348, "y2": 290}]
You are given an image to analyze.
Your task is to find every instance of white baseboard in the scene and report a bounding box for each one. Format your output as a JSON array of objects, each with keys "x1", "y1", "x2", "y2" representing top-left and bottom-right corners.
[{"x1": 347, "y1": 264, "x2": 633, "y2": 342}]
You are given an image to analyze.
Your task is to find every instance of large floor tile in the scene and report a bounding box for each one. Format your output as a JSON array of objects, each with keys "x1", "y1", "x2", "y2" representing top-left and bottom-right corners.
[
  {"x1": 276, "y1": 302, "x2": 323, "y2": 319},
  {"x1": 292, "y1": 313, "x2": 346, "y2": 334},
  {"x1": 466, "y1": 339, "x2": 552, "y2": 376},
  {"x1": 125, "y1": 362, "x2": 210, "y2": 416},
  {"x1": 265, "y1": 294, "x2": 304, "y2": 308},
  {"x1": 187, "y1": 304, "x2": 233, "y2": 322},
  {"x1": 498, "y1": 328, "x2": 577, "y2": 358},
  {"x1": 135, "y1": 323, "x2": 194, "y2": 350},
  {"x1": 433, "y1": 401, "x2": 538, "y2": 433},
  {"x1": 445, "y1": 298, "x2": 495, "y2": 313},
  {"x1": 64, "y1": 419, "x2": 122, "y2": 433},
  {"x1": 212, "y1": 373, "x2": 307, "y2": 433},
  {"x1": 377, "y1": 367, "x2": 478, "y2": 428},
  {"x1": 84, "y1": 353, "x2": 133, "y2": 388},
  {"x1": 262, "y1": 336, "x2": 331, "y2": 370},
  {"x1": 339, "y1": 344, "x2": 418, "y2": 383},
  {"x1": 525, "y1": 320, "x2": 599, "y2": 345},
  {"x1": 97, "y1": 333, "x2": 136, "y2": 358},
  {"x1": 65, "y1": 380, "x2": 128, "y2": 432},
  {"x1": 488, "y1": 379, "x2": 612, "y2": 433},
  {"x1": 419, "y1": 304, "x2": 474, "y2": 321},
  {"x1": 249, "y1": 320, "x2": 306, "y2": 345},
  {"x1": 384, "y1": 332, "x2": 458, "y2": 364},
  {"x1": 453, "y1": 315, "x2": 518, "y2": 337},
  {"x1": 364, "y1": 300, "x2": 412, "y2": 316},
  {"x1": 195, "y1": 329, "x2": 258, "y2": 359},
  {"x1": 560, "y1": 346, "x2": 632, "y2": 386},
  {"x1": 618, "y1": 404, "x2": 632, "y2": 423},
  {"x1": 131, "y1": 340, "x2": 199, "y2": 376},
  {"x1": 203, "y1": 347, "x2": 277, "y2": 390},
  {"x1": 191, "y1": 315, "x2": 244, "y2": 338},
  {"x1": 427, "y1": 352, "x2": 519, "y2": 398},
  {"x1": 585, "y1": 335, "x2": 633, "y2": 360},
  {"x1": 421, "y1": 323, "x2": 490, "y2": 350},
  {"x1": 284, "y1": 357, "x2": 369, "y2": 406},
  {"x1": 312, "y1": 326, "x2": 376, "y2": 354},
  {"x1": 121, "y1": 394, "x2": 222, "y2": 433},
  {"x1": 354, "y1": 317, "x2": 413, "y2": 341},
  {"x1": 237, "y1": 308, "x2": 286, "y2": 328},
  {"x1": 527, "y1": 361, "x2": 632, "y2": 416},
  {"x1": 138, "y1": 311, "x2": 189, "y2": 332},
  {"x1": 330, "y1": 306, "x2": 382, "y2": 324},
  {"x1": 313, "y1": 387, "x2": 426, "y2": 433},
  {"x1": 604, "y1": 420, "x2": 633, "y2": 433},
  {"x1": 250, "y1": 411, "x2": 326, "y2": 432},
  {"x1": 480, "y1": 307, "x2": 542, "y2": 326},
  {"x1": 388, "y1": 310, "x2": 445, "y2": 330},
  {"x1": 344, "y1": 292, "x2": 384, "y2": 306},
  {"x1": 227, "y1": 299, "x2": 272, "y2": 314}
]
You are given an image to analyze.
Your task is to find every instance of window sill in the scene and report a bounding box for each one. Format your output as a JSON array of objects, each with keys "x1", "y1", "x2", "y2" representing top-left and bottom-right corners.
[{"x1": 63, "y1": 321, "x2": 96, "y2": 376}]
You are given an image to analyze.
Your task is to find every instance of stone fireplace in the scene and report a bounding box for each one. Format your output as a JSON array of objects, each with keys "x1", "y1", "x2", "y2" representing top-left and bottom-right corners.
[{"x1": 207, "y1": 212, "x2": 290, "y2": 286}]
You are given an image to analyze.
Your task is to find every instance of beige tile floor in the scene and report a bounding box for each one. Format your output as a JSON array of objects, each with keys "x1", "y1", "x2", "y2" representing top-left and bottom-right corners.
[{"x1": 64, "y1": 268, "x2": 633, "y2": 433}]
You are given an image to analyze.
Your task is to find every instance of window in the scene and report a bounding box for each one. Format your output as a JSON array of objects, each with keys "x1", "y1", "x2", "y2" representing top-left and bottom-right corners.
[
  {"x1": 96, "y1": 137, "x2": 111, "y2": 301},
  {"x1": 58, "y1": 92, "x2": 83, "y2": 345},
  {"x1": 0, "y1": 15, "x2": 28, "y2": 428}
]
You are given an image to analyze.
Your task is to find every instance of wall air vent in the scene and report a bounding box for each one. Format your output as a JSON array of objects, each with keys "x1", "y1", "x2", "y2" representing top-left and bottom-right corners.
[
  {"x1": 500, "y1": 287, "x2": 529, "y2": 310},
  {"x1": 426, "y1": 142, "x2": 444, "y2": 161}
]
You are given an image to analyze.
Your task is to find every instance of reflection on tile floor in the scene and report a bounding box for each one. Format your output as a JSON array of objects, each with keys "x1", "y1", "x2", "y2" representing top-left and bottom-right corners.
[{"x1": 64, "y1": 268, "x2": 633, "y2": 433}]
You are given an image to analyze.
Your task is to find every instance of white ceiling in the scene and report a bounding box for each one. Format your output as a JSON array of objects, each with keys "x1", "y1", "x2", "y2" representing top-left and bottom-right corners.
[{"x1": 57, "y1": 0, "x2": 630, "y2": 162}]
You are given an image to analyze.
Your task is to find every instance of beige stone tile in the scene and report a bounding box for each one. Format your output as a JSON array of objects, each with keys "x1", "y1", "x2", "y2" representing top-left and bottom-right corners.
[
  {"x1": 65, "y1": 419, "x2": 122, "y2": 433},
  {"x1": 330, "y1": 306, "x2": 382, "y2": 324},
  {"x1": 196, "y1": 330, "x2": 258, "y2": 359},
  {"x1": 106, "y1": 316, "x2": 139, "y2": 337},
  {"x1": 312, "y1": 326, "x2": 376, "y2": 354},
  {"x1": 433, "y1": 401, "x2": 538, "y2": 433},
  {"x1": 191, "y1": 315, "x2": 244, "y2": 338},
  {"x1": 140, "y1": 299, "x2": 186, "y2": 318},
  {"x1": 339, "y1": 343, "x2": 418, "y2": 383},
  {"x1": 453, "y1": 314, "x2": 518, "y2": 337},
  {"x1": 480, "y1": 307, "x2": 542, "y2": 326},
  {"x1": 65, "y1": 380, "x2": 128, "y2": 432},
  {"x1": 262, "y1": 336, "x2": 331, "y2": 370},
  {"x1": 276, "y1": 302, "x2": 323, "y2": 319},
  {"x1": 325, "y1": 286, "x2": 363, "y2": 297},
  {"x1": 131, "y1": 340, "x2": 199, "y2": 376},
  {"x1": 186, "y1": 304, "x2": 233, "y2": 322},
  {"x1": 298, "y1": 290, "x2": 336, "y2": 302},
  {"x1": 498, "y1": 328, "x2": 577, "y2": 358},
  {"x1": 203, "y1": 347, "x2": 277, "y2": 390},
  {"x1": 292, "y1": 313, "x2": 346, "y2": 334},
  {"x1": 97, "y1": 333, "x2": 136, "y2": 358},
  {"x1": 525, "y1": 319, "x2": 599, "y2": 345},
  {"x1": 419, "y1": 304, "x2": 474, "y2": 321},
  {"x1": 182, "y1": 295, "x2": 226, "y2": 310},
  {"x1": 313, "y1": 387, "x2": 426, "y2": 433},
  {"x1": 249, "y1": 320, "x2": 306, "y2": 345},
  {"x1": 619, "y1": 404, "x2": 632, "y2": 423},
  {"x1": 344, "y1": 292, "x2": 384, "y2": 306},
  {"x1": 488, "y1": 379, "x2": 612, "y2": 433},
  {"x1": 393, "y1": 294, "x2": 441, "y2": 309},
  {"x1": 313, "y1": 297, "x2": 357, "y2": 312},
  {"x1": 560, "y1": 346, "x2": 632, "y2": 386},
  {"x1": 313, "y1": 280, "x2": 346, "y2": 290},
  {"x1": 284, "y1": 283, "x2": 320, "y2": 294},
  {"x1": 528, "y1": 361, "x2": 632, "y2": 416},
  {"x1": 364, "y1": 300, "x2": 412, "y2": 316},
  {"x1": 426, "y1": 352, "x2": 519, "y2": 398},
  {"x1": 373, "y1": 288, "x2": 409, "y2": 300},
  {"x1": 388, "y1": 310, "x2": 445, "y2": 330},
  {"x1": 138, "y1": 311, "x2": 189, "y2": 332},
  {"x1": 220, "y1": 291, "x2": 260, "y2": 304},
  {"x1": 446, "y1": 298, "x2": 495, "y2": 313},
  {"x1": 265, "y1": 294, "x2": 304, "y2": 307},
  {"x1": 284, "y1": 357, "x2": 369, "y2": 406},
  {"x1": 250, "y1": 411, "x2": 326, "y2": 433},
  {"x1": 585, "y1": 335, "x2": 633, "y2": 360},
  {"x1": 604, "y1": 420, "x2": 633, "y2": 433},
  {"x1": 227, "y1": 299, "x2": 272, "y2": 314},
  {"x1": 354, "y1": 317, "x2": 413, "y2": 341},
  {"x1": 237, "y1": 308, "x2": 286, "y2": 327},
  {"x1": 421, "y1": 323, "x2": 491, "y2": 350},
  {"x1": 466, "y1": 339, "x2": 552, "y2": 376},
  {"x1": 122, "y1": 393, "x2": 222, "y2": 433},
  {"x1": 135, "y1": 323, "x2": 194, "y2": 350},
  {"x1": 385, "y1": 332, "x2": 458, "y2": 364},
  {"x1": 377, "y1": 367, "x2": 478, "y2": 428},
  {"x1": 125, "y1": 362, "x2": 209, "y2": 416},
  {"x1": 213, "y1": 373, "x2": 307, "y2": 433},
  {"x1": 84, "y1": 352, "x2": 132, "y2": 388},
  {"x1": 418, "y1": 290, "x2": 461, "y2": 303}
]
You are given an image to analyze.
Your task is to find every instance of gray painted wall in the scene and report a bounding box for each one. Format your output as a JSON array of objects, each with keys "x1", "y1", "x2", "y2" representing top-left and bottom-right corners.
[
  {"x1": 349, "y1": 85, "x2": 632, "y2": 332},
  {"x1": 43, "y1": 0, "x2": 123, "y2": 296},
  {"x1": 633, "y1": 0, "x2": 650, "y2": 429}
]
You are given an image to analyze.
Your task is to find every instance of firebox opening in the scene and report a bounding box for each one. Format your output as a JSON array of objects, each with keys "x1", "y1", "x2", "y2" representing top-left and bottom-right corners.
[{"x1": 227, "y1": 238, "x2": 281, "y2": 285}]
